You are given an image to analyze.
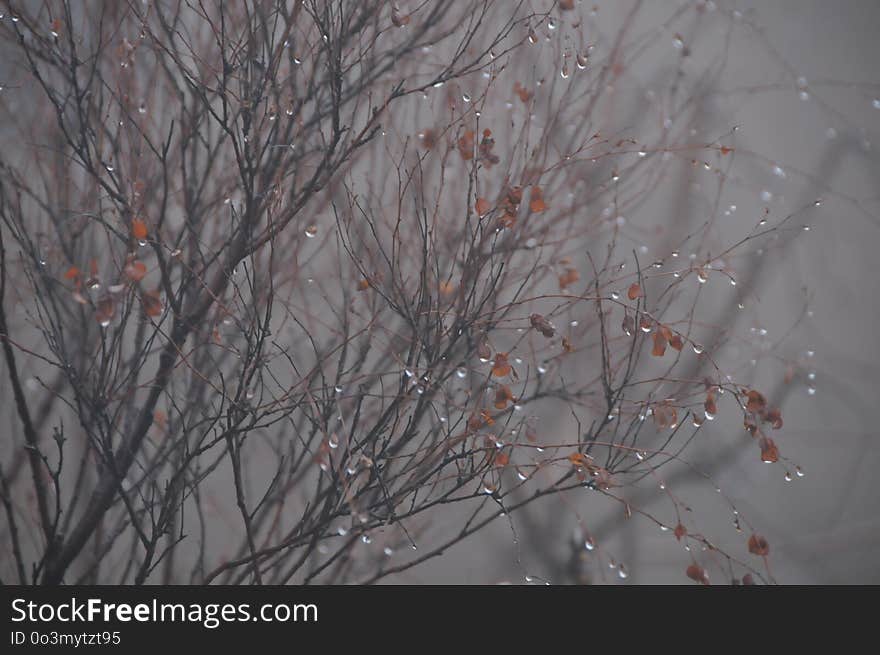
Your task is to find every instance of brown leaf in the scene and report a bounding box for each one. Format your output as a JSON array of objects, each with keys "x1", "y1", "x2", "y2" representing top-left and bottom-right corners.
[
  {"x1": 494, "y1": 384, "x2": 515, "y2": 409},
  {"x1": 686, "y1": 564, "x2": 710, "y2": 585},
  {"x1": 765, "y1": 407, "x2": 783, "y2": 430},
  {"x1": 748, "y1": 533, "x2": 770, "y2": 557},
  {"x1": 125, "y1": 259, "x2": 147, "y2": 282},
  {"x1": 627, "y1": 283, "x2": 643, "y2": 300},
  {"x1": 674, "y1": 523, "x2": 687, "y2": 541},
  {"x1": 652, "y1": 329, "x2": 667, "y2": 357},
  {"x1": 746, "y1": 389, "x2": 767, "y2": 414},
  {"x1": 759, "y1": 436, "x2": 779, "y2": 463},
  {"x1": 142, "y1": 290, "x2": 162, "y2": 317},
  {"x1": 457, "y1": 130, "x2": 475, "y2": 160},
  {"x1": 391, "y1": 10, "x2": 410, "y2": 27},
  {"x1": 529, "y1": 313, "x2": 555, "y2": 338}
]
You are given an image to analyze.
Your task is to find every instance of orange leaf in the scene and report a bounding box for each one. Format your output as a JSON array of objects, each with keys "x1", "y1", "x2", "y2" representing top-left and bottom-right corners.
[
  {"x1": 529, "y1": 186, "x2": 547, "y2": 213},
  {"x1": 357, "y1": 278, "x2": 370, "y2": 291},
  {"x1": 132, "y1": 219, "x2": 148, "y2": 241},
  {"x1": 64, "y1": 266, "x2": 80, "y2": 280},
  {"x1": 748, "y1": 533, "x2": 770, "y2": 557},
  {"x1": 674, "y1": 523, "x2": 687, "y2": 541},
  {"x1": 494, "y1": 452, "x2": 509, "y2": 467},
  {"x1": 558, "y1": 267, "x2": 580, "y2": 290},
  {"x1": 627, "y1": 283, "x2": 642, "y2": 300},
  {"x1": 125, "y1": 259, "x2": 147, "y2": 282},
  {"x1": 491, "y1": 352, "x2": 511, "y2": 377}
]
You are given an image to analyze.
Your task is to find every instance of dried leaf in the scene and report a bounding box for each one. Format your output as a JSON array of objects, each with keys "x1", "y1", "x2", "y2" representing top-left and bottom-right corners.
[
  {"x1": 746, "y1": 389, "x2": 767, "y2": 414},
  {"x1": 142, "y1": 290, "x2": 162, "y2": 317},
  {"x1": 759, "y1": 436, "x2": 779, "y2": 463},
  {"x1": 627, "y1": 283, "x2": 642, "y2": 300},
  {"x1": 357, "y1": 278, "x2": 370, "y2": 291},
  {"x1": 669, "y1": 333, "x2": 684, "y2": 351},
  {"x1": 652, "y1": 329, "x2": 668, "y2": 357},
  {"x1": 686, "y1": 564, "x2": 710, "y2": 585},
  {"x1": 132, "y1": 218, "x2": 148, "y2": 241},
  {"x1": 558, "y1": 267, "x2": 580, "y2": 290},
  {"x1": 64, "y1": 266, "x2": 80, "y2": 280},
  {"x1": 765, "y1": 407, "x2": 783, "y2": 430},
  {"x1": 125, "y1": 259, "x2": 147, "y2": 282},
  {"x1": 674, "y1": 523, "x2": 687, "y2": 541},
  {"x1": 457, "y1": 130, "x2": 475, "y2": 160},
  {"x1": 529, "y1": 186, "x2": 547, "y2": 213},
  {"x1": 529, "y1": 313, "x2": 555, "y2": 338},
  {"x1": 494, "y1": 384, "x2": 515, "y2": 409},
  {"x1": 492, "y1": 352, "x2": 511, "y2": 377},
  {"x1": 748, "y1": 533, "x2": 770, "y2": 557}
]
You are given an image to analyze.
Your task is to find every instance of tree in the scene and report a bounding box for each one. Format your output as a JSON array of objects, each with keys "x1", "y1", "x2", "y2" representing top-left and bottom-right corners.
[{"x1": 0, "y1": 1, "x2": 868, "y2": 585}]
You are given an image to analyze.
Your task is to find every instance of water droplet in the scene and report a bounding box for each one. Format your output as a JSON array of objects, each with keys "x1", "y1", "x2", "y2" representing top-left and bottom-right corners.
[
  {"x1": 807, "y1": 386, "x2": 816, "y2": 396},
  {"x1": 462, "y1": 93, "x2": 471, "y2": 103},
  {"x1": 576, "y1": 53, "x2": 589, "y2": 69},
  {"x1": 617, "y1": 564, "x2": 628, "y2": 579},
  {"x1": 456, "y1": 367, "x2": 467, "y2": 379},
  {"x1": 305, "y1": 224, "x2": 318, "y2": 238},
  {"x1": 610, "y1": 290, "x2": 620, "y2": 300},
  {"x1": 361, "y1": 533, "x2": 371, "y2": 544},
  {"x1": 328, "y1": 434, "x2": 339, "y2": 449},
  {"x1": 537, "y1": 364, "x2": 547, "y2": 375},
  {"x1": 784, "y1": 471, "x2": 792, "y2": 482},
  {"x1": 584, "y1": 536, "x2": 595, "y2": 551},
  {"x1": 796, "y1": 466, "x2": 805, "y2": 477},
  {"x1": 383, "y1": 546, "x2": 394, "y2": 557},
  {"x1": 873, "y1": 99, "x2": 880, "y2": 110},
  {"x1": 528, "y1": 28, "x2": 538, "y2": 44},
  {"x1": 760, "y1": 190, "x2": 773, "y2": 203},
  {"x1": 560, "y1": 62, "x2": 570, "y2": 79},
  {"x1": 772, "y1": 165, "x2": 786, "y2": 178},
  {"x1": 692, "y1": 343, "x2": 704, "y2": 354},
  {"x1": 697, "y1": 270, "x2": 708, "y2": 284},
  {"x1": 547, "y1": 18, "x2": 557, "y2": 31}
]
